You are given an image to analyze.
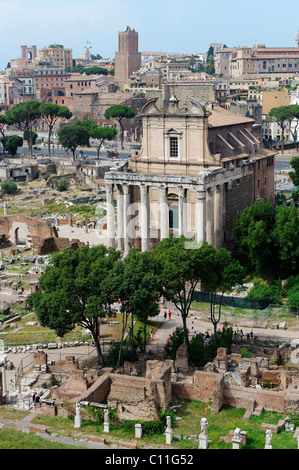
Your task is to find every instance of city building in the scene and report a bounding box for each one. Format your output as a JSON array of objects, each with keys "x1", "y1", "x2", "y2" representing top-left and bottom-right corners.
[
  {"x1": 38, "y1": 44, "x2": 73, "y2": 70},
  {"x1": 104, "y1": 88, "x2": 275, "y2": 255},
  {"x1": 215, "y1": 33, "x2": 299, "y2": 78}
]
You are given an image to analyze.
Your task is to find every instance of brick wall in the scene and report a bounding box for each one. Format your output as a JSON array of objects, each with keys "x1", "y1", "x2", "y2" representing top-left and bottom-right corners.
[
  {"x1": 223, "y1": 384, "x2": 285, "y2": 412},
  {"x1": 78, "y1": 373, "x2": 111, "y2": 404}
]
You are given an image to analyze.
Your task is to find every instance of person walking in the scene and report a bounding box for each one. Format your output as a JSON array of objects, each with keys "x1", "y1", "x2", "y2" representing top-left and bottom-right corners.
[
  {"x1": 164, "y1": 311, "x2": 167, "y2": 322},
  {"x1": 168, "y1": 310, "x2": 172, "y2": 321}
]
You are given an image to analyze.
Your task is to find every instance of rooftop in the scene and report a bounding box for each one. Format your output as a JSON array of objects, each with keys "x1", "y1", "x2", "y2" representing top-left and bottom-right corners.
[{"x1": 208, "y1": 106, "x2": 254, "y2": 127}]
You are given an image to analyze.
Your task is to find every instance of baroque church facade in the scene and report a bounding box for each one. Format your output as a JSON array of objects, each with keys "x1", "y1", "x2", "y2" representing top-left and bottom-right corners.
[{"x1": 104, "y1": 95, "x2": 275, "y2": 254}]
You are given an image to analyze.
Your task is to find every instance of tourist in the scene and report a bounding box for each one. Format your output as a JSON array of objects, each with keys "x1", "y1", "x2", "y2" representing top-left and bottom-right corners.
[
  {"x1": 168, "y1": 310, "x2": 172, "y2": 321},
  {"x1": 9, "y1": 379, "x2": 14, "y2": 391},
  {"x1": 240, "y1": 329, "x2": 244, "y2": 341},
  {"x1": 164, "y1": 311, "x2": 167, "y2": 322},
  {"x1": 35, "y1": 394, "x2": 40, "y2": 408},
  {"x1": 150, "y1": 328, "x2": 153, "y2": 339}
]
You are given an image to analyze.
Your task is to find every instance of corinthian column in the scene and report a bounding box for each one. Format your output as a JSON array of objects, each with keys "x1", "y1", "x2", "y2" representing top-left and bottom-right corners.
[
  {"x1": 196, "y1": 191, "x2": 206, "y2": 244},
  {"x1": 160, "y1": 186, "x2": 169, "y2": 240},
  {"x1": 206, "y1": 187, "x2": 214, "y2": 246},
  {"x1": 123, "y1": 184, "x2": 130, "y2": 256},
  {"x1": 106, "y1": 183, "x2": 115, "y2": 247},
  {"x1": 214, "y1": 185, "x2": 222, "y2": 250},
  {"x1": 117, "y1": 185, "x2": 124, "y2": 252},
  {"x1": 140, "y1": 185, "x2": 149, "y2": 251},
  {"x1": 178, "y1": 187, "x2": 186, "y2": 237}
]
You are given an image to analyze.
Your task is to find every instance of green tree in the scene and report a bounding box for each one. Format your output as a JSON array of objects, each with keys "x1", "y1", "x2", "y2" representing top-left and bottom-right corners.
[
  {"x1": 27, "y1": 245, "x2": 121, "y2": 366},
  {"x1": 267, "y1": 106, "x2": 290, "y2": 154},
  {"x1": 90, "y1": 126, "x2": 118, "y2": 157},
  {"x1": 289, "y1": 155, "x2": 299, "y2": 187},
  {"x1": 1, "y1": 135, "x2": 23, "y2": 156},
  {"x1": 0, "y1": 113, "x2": 13, "y2": 141},
  {"x1": 23, "y1": 130, "x2": 38, "y2": 146},
  {"x1": 1, "y1": 178, "x2": 18, "y2": 195},
  {"x1": 40, "y1": 103, "x2": 72, "y2": 157},
  {"x1": 104, "y1": 105, "x2": 135, "y2": 150},
  {"x1": 75, "y1": 119, "x2": 98, "y2": 135},
  {"x1": 153, "y1": 236, "x2": 209, "y2": 349},
  {"x1": 83, "y1": 66, "x2": 109, "y2": 76},
  {"x1": 58, "y1": 124, "x2": 90, "y2": 157},
  {"x1": 284, "y1": 104, "x2": 299, "y2": 151},
  {"x1": 273, "y1": 204, "x2": 299, "y2": 277},
  {"x1": 233, "y1": 198, "x2": 278, "y2": 278},
  {"x1": 90, "y1": 54, "x2": 103, "y2": 60},
  {"x1": 205, "y1": 46, "x2": 215, "y2": 75},
  {"x1": 199, "y1": 244, "x2": 245, "y2": 345},
  {"x1": 286, "y1": 285, "x2": 299, "y2": 310},
  {"x1": 7, "y1": 101, "x2": 41, "y2": 157},
  {"x1": 107, "y1": 249, "x2": 161, "y2": 366}
]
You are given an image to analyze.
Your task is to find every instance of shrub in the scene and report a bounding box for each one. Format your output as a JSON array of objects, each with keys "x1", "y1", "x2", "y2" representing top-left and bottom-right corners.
[
  {"x1": 239, "y1": 348, "x2": 252, "y2": 358},
  {"x1": 286, "y1": 285, "x2": 299, "y2": 310},
  {"x1": 247, "y1": 279, "x2": 284, "y2": 304},
  {"x1": 1, "y1": 178, "x2": 18, "y2": 195},
  {"x1": 55, "y1": 178, "x2": 69, "y2": 192}
]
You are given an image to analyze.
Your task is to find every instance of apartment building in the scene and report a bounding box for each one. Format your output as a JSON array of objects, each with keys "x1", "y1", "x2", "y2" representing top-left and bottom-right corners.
[
  {"x1": 215, "y1": 34, "x2": 299, "y2": 78},
  {"x1": 38, "y1": 44, "x2": 73, "y2": 69}
]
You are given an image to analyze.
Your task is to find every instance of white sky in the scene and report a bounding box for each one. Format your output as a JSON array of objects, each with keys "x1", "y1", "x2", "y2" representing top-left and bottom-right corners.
[{"x1": 0, "y1": 0, "x2": 298, "y2": 69}]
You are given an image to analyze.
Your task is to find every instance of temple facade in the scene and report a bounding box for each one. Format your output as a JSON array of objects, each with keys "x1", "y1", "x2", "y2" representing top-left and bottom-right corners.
[{"x1": 104, "y1": 95, "x2": 275, "y2": 254}]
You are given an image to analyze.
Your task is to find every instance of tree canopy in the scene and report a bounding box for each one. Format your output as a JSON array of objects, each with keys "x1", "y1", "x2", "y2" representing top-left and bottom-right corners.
[
  {"x1": 27, "y1": 245, "x2": 121, "y2": 366},
  {"x1": 7, "y1": 101, "x2": 41, "y2": 157},
  {"x1": 58, "y1": 124, "x2": 90, "y2": 157},
  {"x1": 267, "y1": 106, "x2": 290, "y2": 154},
  {"x1": 233, "y1": 198, "x2": 299, "y2": 279},
  {"x1": 1, "y1": 135, "x2": 23, "y2": 156},
  {"x1": 40, "y1": 103, "x2": 72, "y2": 157},
  {"x1": 91, "y1": 126, "x2": 118, "y2": 157},
  {"x1": 104, "y1": 105, "x2": 135, "y2": 149}
]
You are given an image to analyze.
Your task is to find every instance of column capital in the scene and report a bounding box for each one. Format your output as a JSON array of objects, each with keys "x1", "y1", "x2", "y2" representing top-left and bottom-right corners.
[
  {"x1": 106, "y1": 183, "x2": 114, "y2": 193},
  {"x1": 123, "y1": 184, "x2": 130, "y2": 195},
  {"x1": 140, "y1": 185, "x2": 148, "y2": 197},
  {"x1": 197, "y1": 190, "x2": 206, "y2": 201},
  {"x1": 178, "y1": 187, "x2": 186, "y2": 198}
]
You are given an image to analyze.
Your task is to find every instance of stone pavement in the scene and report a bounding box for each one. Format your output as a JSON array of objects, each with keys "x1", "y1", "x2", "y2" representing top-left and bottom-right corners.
[{"x1": 150, "y1": 304, "x2": 299, "y2": 349}]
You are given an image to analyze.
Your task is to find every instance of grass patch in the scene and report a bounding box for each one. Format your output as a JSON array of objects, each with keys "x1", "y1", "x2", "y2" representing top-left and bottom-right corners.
[
  {"x1": 0, "y1": 407, "x2": 30, "y2": 421},
  {"x1": 29, "y1": 400, "x2": 298, "y2": 449},
  {"x1": 0, "y1": 428, "x2": 78, "y2": 449}
]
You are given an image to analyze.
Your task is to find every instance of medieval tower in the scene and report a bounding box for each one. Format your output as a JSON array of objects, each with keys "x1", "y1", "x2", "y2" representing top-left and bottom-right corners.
[{"x1": 114, "y1": 26, "x2": 141, "y2": 89}]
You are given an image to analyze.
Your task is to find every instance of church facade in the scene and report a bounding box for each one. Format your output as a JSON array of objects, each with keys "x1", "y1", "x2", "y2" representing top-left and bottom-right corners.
[{"x1": 104, "y1": 96, "x2": 275, "y2": 254}]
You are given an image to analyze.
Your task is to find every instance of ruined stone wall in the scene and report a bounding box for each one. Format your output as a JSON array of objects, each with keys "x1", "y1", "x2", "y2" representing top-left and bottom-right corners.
[
  {"x1": 0, "y1": 215, "x2": 57, "y2": 247},
  {"x1": 223, "y1": 384, "x2": 285, "y2": 412},
  {"x1": 78, "y1": 373, "x2": 111, "y2": 404},
  {"x1": 172, "y1": 370, "x2": 224, "y2": 410}
]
